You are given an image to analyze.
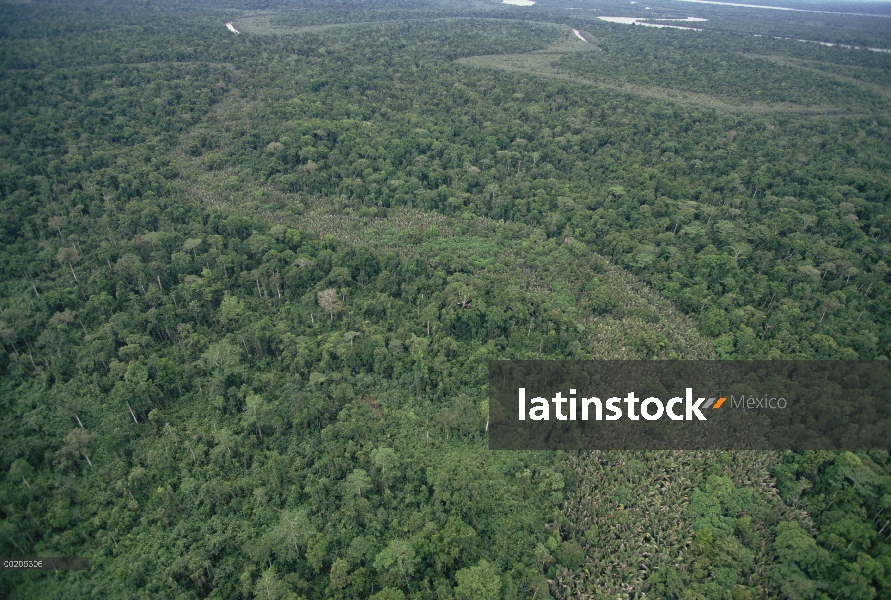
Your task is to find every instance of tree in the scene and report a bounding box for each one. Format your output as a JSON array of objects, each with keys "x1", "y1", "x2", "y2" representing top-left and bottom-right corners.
[
  {"x1": 330, "y1": 557, "x2": 350, "y2": 590},
  {"x1": 318, "y1": 288, "x2": 342, "y2": 321},
  {"x1": 265, "y1": 508, "x2": 316, "y2": 563},
  {"x1": 56, "y1": 246, "x2": 79, "y2": 282},
  {"x1": 343, "y1": 468, "x2": 372, "y2": 498},
  {"x1": 253, "y1": 567, "x2": 292, "y2": 600},
  {"x1": 455, "y1": 559, "x2": 501, "y2": 600},
  {"x1": 60, "y1": 428, "x2": 96, "y2": 467},
  {"x1": 370, "y1": 588, "x2": 405, "y2": 600},
  {"x1": 370, "y1": 447, "x2": 399, "y2": 490},
  {"x1": 374, "y1": 539, "x2": 417, "y2": 588}
]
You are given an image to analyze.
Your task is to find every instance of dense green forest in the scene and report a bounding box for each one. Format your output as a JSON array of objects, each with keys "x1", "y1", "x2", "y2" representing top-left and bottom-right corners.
[{"x1": 1, "y1": 0, "x2": 890, "y2": 598}]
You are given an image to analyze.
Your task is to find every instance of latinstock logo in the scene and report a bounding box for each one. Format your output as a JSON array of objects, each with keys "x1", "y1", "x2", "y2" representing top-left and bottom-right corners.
[{"x1": 517, "y1": 388, "x2": 727, "y2": 422}]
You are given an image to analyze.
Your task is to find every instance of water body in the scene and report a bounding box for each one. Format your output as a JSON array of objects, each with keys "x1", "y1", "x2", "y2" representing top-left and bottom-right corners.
[
  {"x1": 674, "y1": 0, "x2": 891, "y2": 17},
  {"x1": 598, "y1": 14, "x2": 890, "y2": 50},
  {"x1": 779, "y1": 36, "x2": 891, "y2": 52},
  {"x1": 598, "y1": 16, "x2": 707, "y2": 29}
]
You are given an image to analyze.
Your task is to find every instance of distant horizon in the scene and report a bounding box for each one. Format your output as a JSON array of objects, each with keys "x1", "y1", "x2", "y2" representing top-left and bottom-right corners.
[{"x1": 668, "y1": 0, "x2": 891, "y2": 16}]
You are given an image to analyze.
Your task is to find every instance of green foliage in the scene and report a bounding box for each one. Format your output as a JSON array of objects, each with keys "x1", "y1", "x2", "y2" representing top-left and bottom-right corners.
[
  {"x1": 771, "y1": 451, "x2": 891, "y2": 599},
  {"x1": 454, "y1": 559, "x2": 502, "y2": 600},
  {"x1": 1, "y1": 1, "x2": 889, "y2": 599},
  {"x1": 181, "y1": 11, "x2": 890, "y2": 360},
  {"x1": 370, "y1": 588, "x2": 405, "y2": 600}
]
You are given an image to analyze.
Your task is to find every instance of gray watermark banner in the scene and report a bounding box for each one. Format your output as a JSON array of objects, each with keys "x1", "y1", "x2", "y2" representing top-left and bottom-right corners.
[{"x1": 488, "y1": 361, "x2": 891, "y2": 450}]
